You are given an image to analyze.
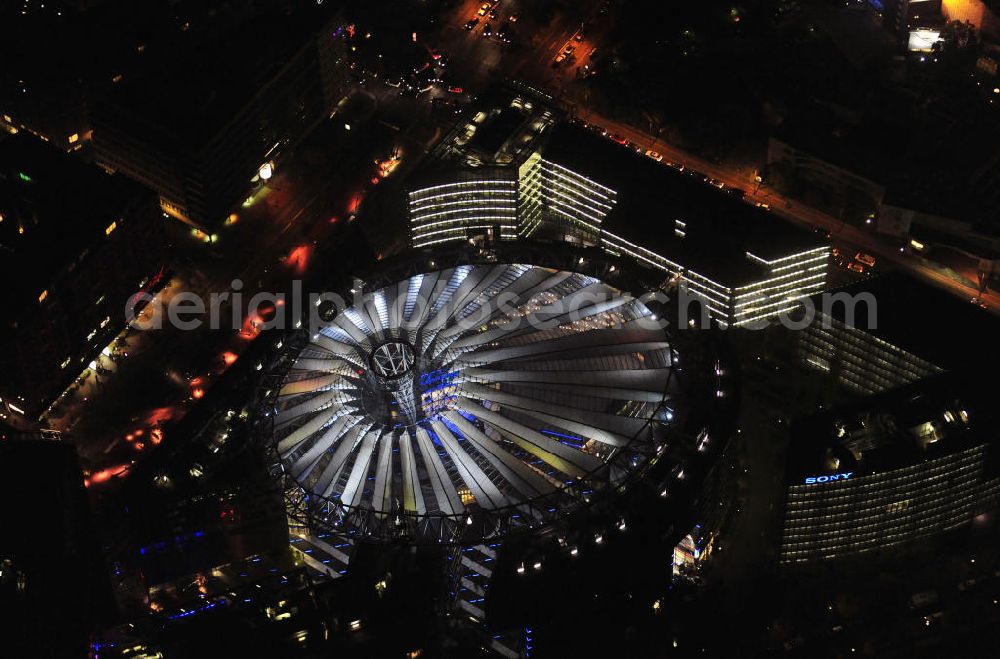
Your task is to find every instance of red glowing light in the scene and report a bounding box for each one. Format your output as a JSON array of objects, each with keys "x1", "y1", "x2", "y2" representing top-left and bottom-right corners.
[
  {"x1": 222, "y1": 352, "x2": 238, "y2": 366},
  {"x1": 192, "y1": 388, "x2": 205, "y2": 400},
  {"x1": 286, "y1": 244, "x2": 312, "y2": 276},
  {"x1": 87, "y1": 464, "x2": 131, "y2": 486}
]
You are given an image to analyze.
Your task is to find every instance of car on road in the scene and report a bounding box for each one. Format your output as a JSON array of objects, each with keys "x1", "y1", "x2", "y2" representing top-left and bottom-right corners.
[
  {"x1": 465, "y1": 17, "x2": 479, "y2": 30},
  {"x1": 854, "y1": 252, "x2": 876, "y2": 267},
  {"x1": 708, "y1": 178, "x2": 725, "y2": 188},
  {"x1": 645, "y1": 150, "x2": 663, "y2": 161},
  {"x1": 497, "y1": 26, "x2": 511, "y2": 43},
  {"x1": 490, "y1": 8, "x2": 498, "y2": 19},
  {"x1": 478, "y1": 3, "x2": 490, "y2": 16},
  {"x1": 609, "y1": 133, "x2": 627, "y2": 145},
  {"x1": 847, "y1": 263, "x2": 865, "y2": 274},
  {"x1": 509, "y1": 13, "x2": 518, "y2": 22},
  {"x1": 483, "y1": 23, "x2": 493, "y2": 37}
]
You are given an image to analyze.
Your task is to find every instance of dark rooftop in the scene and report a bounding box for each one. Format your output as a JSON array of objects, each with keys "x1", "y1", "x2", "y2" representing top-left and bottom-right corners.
[
  {"x1": 771, "y1": 100, "x2": 899, "y2": 187},
  {"x1": 0, "y1": 134, "x2": 151, "y2": 319},
  {"x1": 467, "y1": 108, "x2": 529, "y2": 159},
  {"x1": 775, "y1": 91, "x2": 1000, "y2": 228},
  {"x1": 406, "y1": 163, "x2": 517, "y2": 193},
  {"x1": 542, "y1": 123, "x2": 826, "y2": 285},
  {"x1": 92, "y1": 1, "x2": 334, "y2": 148},
  {"x1": 787, "y1": 372, "x2": 998, "y2": 480}
]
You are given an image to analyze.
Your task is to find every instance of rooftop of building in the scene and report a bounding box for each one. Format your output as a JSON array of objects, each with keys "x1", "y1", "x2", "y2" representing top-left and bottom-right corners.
[
  {"x1": 93, "y1": 2, "x2": 337, "y2": 148},
  {"x1": 434, "y1": 88, "x2": 558, "y2": 167},
  {"x1": 541, "y1": 122, "x2": 826, "y2": 286},
  {"x1": 466, "y1": 107, "x2": 529, "y2": 159},
  {"x1": 774, "y1": 89, "x2": 1000, "y2": 227},
  {"x1": 803, "y1": 270, "x2": 1000, "y2": 372},
  {"x1": 406, "y1": 163, "x2": 517, "y2": 194},
  {"x1": 770, "y1": 98, "x2": 901, "y2": 186},
  {"x1": 786, "y1": 371, "x2": 997, "y2": 481},
  {"x1": 0, "y1": 133, "x2": 153, "y2": 322}
]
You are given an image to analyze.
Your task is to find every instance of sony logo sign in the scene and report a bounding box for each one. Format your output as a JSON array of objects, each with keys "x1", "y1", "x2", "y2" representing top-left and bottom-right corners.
[{"x1": 804, "y1": 472, "x2": 854, "y2": 484}]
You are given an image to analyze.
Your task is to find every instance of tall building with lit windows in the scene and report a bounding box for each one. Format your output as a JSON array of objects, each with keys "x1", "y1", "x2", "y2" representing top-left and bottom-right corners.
[
  {"x1": 517, "y1": 151, "x2": 617, "y2": 244},
  {"x1": 779, "y1": 374, "x2": 1000, "y2": 566},
  {"x1": 409, "y1": 121, "x2": 829, "y2": 326},
  {"x1": 0, "y1": 134, "x2": 166, "y2": 422},
  {"x1": 408, "y1": 169, "x2": 519, "y2": 248},
  {"x1": 795, "y1": 273, "x2": 997, "y2": 395}
]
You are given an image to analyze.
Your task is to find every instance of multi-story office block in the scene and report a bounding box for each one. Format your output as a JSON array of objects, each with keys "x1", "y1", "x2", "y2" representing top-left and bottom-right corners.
[
  {"x1": 518, "y1": 151, "x2": 617, "y2": 244},
  {"x1": 798, "y1": 316, "x2": 943, "y2": 395},
  {"x1": 796, "y1": 273, "x2": 996, "y2": 395},
  {"x1": 408, "y1": 169, "x2": 519, "y2": 248},
  {"x1": 409, "y1": 121, "x2": 829, "y2": 326},
  {"x1": 779, "y1": 374, "x2": 1000, "y2": 565}
]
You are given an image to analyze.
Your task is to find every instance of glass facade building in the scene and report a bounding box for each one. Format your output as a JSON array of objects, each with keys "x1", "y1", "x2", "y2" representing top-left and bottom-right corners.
[
  {"x1": 779, "y1": 376, "x2": 1000, "y2": 566},
  {"x1": 797, "y1": 313, "x2": 943, "y2": 395}
]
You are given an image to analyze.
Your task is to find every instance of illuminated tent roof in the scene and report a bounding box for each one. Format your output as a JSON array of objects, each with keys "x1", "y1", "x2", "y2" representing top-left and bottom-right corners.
[{"x1": 258, "y1": 263, "x2": 683, "y2": 543}]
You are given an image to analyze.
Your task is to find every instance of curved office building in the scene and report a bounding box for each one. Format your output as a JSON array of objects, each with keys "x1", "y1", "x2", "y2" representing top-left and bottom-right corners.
[{"x1": 408, "y1": 170, "x2": 519, "y2": 249}]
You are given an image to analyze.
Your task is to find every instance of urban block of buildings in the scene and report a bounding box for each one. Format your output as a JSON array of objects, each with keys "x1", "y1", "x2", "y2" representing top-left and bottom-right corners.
[{"x1": 408, "y1": 100, "x2": 830, "y2": 327}]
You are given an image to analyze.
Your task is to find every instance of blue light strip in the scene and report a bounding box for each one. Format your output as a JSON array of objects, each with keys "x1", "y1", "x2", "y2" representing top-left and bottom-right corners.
[
  {"x1": 541, "y1": 429, "x2": 586, "y2": 446},
  {"x1": 168, "y1": 600, "x2": 222, "y2": 620}
]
